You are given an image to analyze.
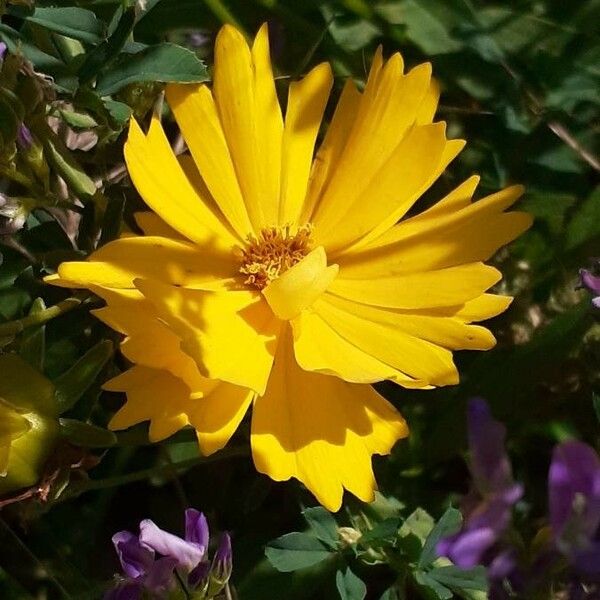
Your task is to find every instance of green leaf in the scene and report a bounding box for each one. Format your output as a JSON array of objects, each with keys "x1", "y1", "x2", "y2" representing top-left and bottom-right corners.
[
  {"x1": 379, "y1": 588, "x2": 400, "y2": 600},
  {"x1": 95, "y1": 43, "x2": 208, "y2": 96},
  {"x1": 428, "y1": 565, "x2": 488, "y2": 593},
  {"x1": 419, "y1": 508, "x2": 463, "y2": 567},
  {"x1": 44, "y1": 137, "x2": 97, "y2": 198},
  {"x1": 414, "y1": 570, "x2": 453, "y2": 600},
  {"x1": 57, "y1": 110, "x2": 98, "y2": 129},
  {"x1": 78, "y1": 7, "x2": 136, "y2": 84},
  {"x1": 0, "y1": 353, "x2": 57, "y2": 415},
  {"x1": 358, "y1": 518, "x2": 402, "y2": 545},
  {"x1": 398, "y1": 0, "x2": 464, "y2": 54},
  {"x1": 565, "y1": 186, "x2": 600, "y2": 251},
  {"x1": 59, "y1": 418, "x2": 117, "y2": 447},
  {"x1": 302, "y1": 507, "x2": 339, "y2": 548},
  {"x1": 399, "y1": 508, "x2": 435, "y2": 544},
  {"x1": 54, "y1": 341, "x2": 113, "y2": 414},
  {"x1": 265, "y1": 532, "x2": 333, "y2": 573},
  {"x1": 19, "y1": 298, "x2": 46, "y2": 372},
  {"x1": 336, "y1": 567, "x2": 366, "y2": 600},
  {"x1": 20, "y1": 7, "x2": 105, "y2": 44}
]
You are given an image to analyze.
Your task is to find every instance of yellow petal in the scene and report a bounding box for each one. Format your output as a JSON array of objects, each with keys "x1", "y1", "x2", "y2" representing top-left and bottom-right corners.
[
  {"x1": 251, "y1": 23, "x2": 284, "y2": 226},
  {"x1": 278, "y1": 62, "x2": 333, "y2": 225},
  {"x1": 291, "y1": 309, "x2": 429, "y2": 387},
  {"x1": 314, "y1": 294, "x2": 459, "y2": 386},
  {"x1": 134, "y1": 212, "x2": 184, "y2": 240},
  {"x1": 311, "y1": 59, "x2": 432, "y2": 241},
  {"x1": 416, "y1": 77, "x2": 440, "y2": 125},
  {"x1": 314, "y1": 123, "x2": 460, "y2": 252},
  {"x1": 105, "y1": 366, "x2": 193, "y2": 442},
  {"x1": 58, "y1": 236, "x2": 236, "y2": 290},
  {"x1": 91, "y1": 287, "x2": 209, "y2": 393},
  {"x1": 455, "y1": 293, "x2": 513, "y2": 322},
  {"x1": 337, "y1": 185, "x2": 531, "y2": 278},
  {"x1": 301, "y1": 78, "x2": 362, "y2": 223},
  {"x1": 125, "y1": 117, "x2": 239, "y2": 247},
  {"x1": 330, "y1": 263, "x2": 501, "y2": 308},
  {"x1": 190, "y1": 383, "x2": 255, "y2": 455},
  {"x1": 212, "y1": 25, "x2": 268, "y2": 229},
  {"x1": 165, "y1": 84, "x2": 253, "y2": 239},
  {"x1": 251, "y1": 330, "x2": 408, "y2": 511},
  {"x1": 262, "y1": 247, "x2": 338, "y2": 320},
  {"x1": 135, "y1": 280, "x2": 280, "y2": 395}
]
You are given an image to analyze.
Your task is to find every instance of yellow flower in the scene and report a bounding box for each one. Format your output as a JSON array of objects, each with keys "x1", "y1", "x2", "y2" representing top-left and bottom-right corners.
[{"x1": 48, "y1": 24, "x2": 531, "y2": 511}]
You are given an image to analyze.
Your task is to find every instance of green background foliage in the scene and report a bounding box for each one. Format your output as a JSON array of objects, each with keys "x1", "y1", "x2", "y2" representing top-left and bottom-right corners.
[{"x1": 0, "y1": 0, "x2": 598, "y2": 598}]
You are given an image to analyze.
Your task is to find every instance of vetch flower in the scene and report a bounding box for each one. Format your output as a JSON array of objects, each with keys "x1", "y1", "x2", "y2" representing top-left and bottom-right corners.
[
  {"x1": 48, "y1": 24, "x2": 532, "y2": 510},
  {"x1": 437, "y1": 399, "x2": 522, "y2": 568},
  {"x1": 580, "y1": 264, "x2": 600, "y2": 309},
  {"x1": 106, "y1": 509, "x2": 232, "y2": 599},
  {"x1": 549, "y1": 440, "x2": 600, "y2": 577}
]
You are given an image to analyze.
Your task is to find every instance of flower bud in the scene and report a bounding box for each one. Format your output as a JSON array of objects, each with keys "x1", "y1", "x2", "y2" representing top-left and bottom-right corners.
[
  {"x1": 206, "y1": 533, "x2": 232, "y2": 596},
  {"x1": 0, "y1": 398, "x2": 59, "y2": 494},
  {"x1": 0, "y1": 193, "x2": 31, "y2": 234},
  {"x1": 16, "y1": 123, "x2": 50, "y2": 188}
]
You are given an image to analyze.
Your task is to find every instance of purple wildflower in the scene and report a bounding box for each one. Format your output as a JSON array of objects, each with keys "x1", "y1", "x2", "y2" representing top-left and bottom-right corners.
[
  {"x1": 16, "y1": 124, "x2": 34, "y2": 150},
  {"x1": 0, "y1": 42, "x2": 7, "y2": 61},
  {"x1": 437, "y1": 399, "x2": 523, "y2": 569},
  {"x1": 549, "y1": 440, "x2": 600, "y2": 577},
  {"x1": 580, "y1": 266, "x2": 600, "y2": 309},
  {"x1": 105, "y1": 531, "x2": 177, "y2": 600},
  {"x1": 106, "y1": 509, "x2": 232, "y2": 599}
]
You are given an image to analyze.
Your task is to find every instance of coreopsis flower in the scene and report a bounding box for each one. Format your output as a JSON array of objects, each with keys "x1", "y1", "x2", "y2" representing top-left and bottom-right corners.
[
  {"x1": 48, "y1": 24, "x2": 531, "y2": 510},
  {"x1": 106, "y1": 508, "x2": 232, "y2": 599},
  {"x1": 549, "y1": 440, "x2": 600, "y2": 577},
  {"x1": 437, "y1": 399, "x2": 523, "y2": 596}
]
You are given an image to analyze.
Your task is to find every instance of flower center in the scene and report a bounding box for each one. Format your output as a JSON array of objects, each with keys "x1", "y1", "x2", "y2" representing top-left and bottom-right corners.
[{"x1": 238, "y1": 225, "x2": 313, "y2": 290}]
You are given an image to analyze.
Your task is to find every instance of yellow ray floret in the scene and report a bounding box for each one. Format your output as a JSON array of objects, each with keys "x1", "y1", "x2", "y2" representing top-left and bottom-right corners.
[{"x1": 47, "y1": 23, "x2": 532, "y2": 511}]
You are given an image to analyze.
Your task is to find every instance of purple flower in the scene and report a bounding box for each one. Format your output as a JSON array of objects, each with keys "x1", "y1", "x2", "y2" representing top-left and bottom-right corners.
[
  {"x1": 105, "y1": 531, "x2": 177, "y2": 600},
  {"x1": 16, "y1": 124, "x2": 34, "y2": 150},
  {"x1": 437, "y1": 399, "x2": 523, "y2": 569},
  {"x1": 106, "y1": 509, "x2": 232, "y2": 599},
  {"x1": 0, "y1": 42, "x2": 7, "y2": 61},
  {"x1": 549, "y1": 440, "x2": 600, "y2": 577},
  {"x1": 580, "y1": 267, "x2": 600, "y2": 309},
  {"x1": 139, "y1": 509, "x2": 208, "y2": 572}
]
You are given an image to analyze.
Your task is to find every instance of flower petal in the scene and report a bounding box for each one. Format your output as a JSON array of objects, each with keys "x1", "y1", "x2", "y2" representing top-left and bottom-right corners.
[
  {"x1": 212, "y1": 25, "x2": 273, "y2": 230},
  {"x1": 105, "y1": 366, "x2": 193, "y2": 442},
  {"x1": 330, "y1": 263, "x2": 501, "y2": 309},
  {"x1": 190, "y1": 382, "x2": 255, "y2": 455},
  {"x1": 262, "y1": 247, "x2": 338, "y2": 320},
  {"x1": 58, "y1": 236, "x2": 236, "y2": 290},
  {"x1": 278, "y1": 63, "x2": 332, "y2": 225},
  {"x1": 135, "y1": 280, "x2": 280, "y2": 395},
  {"x1": 311, "y1": 58, "x2": 432, "y2": 245},
  {"x1": 112, "y1": 530, "x2": 154, "y2": 579},
  {"x1": 301, "y1": 78, "x2": 362, "y2": 223},
  {"x1": 251, "y1": 329, "x2": 408, "y2": 511},
  {"x1": 91, "y1": 287, "x2": 209, "y2": 393},
  {"x1": 139, "y1": 519, "x2": 204, "y2": 572},
  {"x1": 185, "y1": 510, "x2": 209, "y2": 551},
  {"x1": 291, "y1": 308, "x2": 429, "y2": 387},
  {"x1": 165, "y1": 83, "x2": 253, "y2": 239},
  {"x1": 124, "y1": 117, "x2": 238, "y2": 247},
  {"x1": 314, "y1": 294, "x2": 459, "y2": 386},
  {"x1": 134, "y1": 212, "x2": 184, "y2": 240},
  {"x1": 337, "y1": 184, "x2": 531, "y2": 278}
]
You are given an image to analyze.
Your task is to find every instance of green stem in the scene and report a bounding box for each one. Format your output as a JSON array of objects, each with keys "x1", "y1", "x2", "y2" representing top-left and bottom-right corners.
[
  {"x1": 0, "y1": 298, "x2": 81, "y2": 336},
  {"x1": 202, "y1": 0, "x2": 246, "y2": 34},
  {"x1": 66, "y1": 446, "x2": 248, "y2": 495}
]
